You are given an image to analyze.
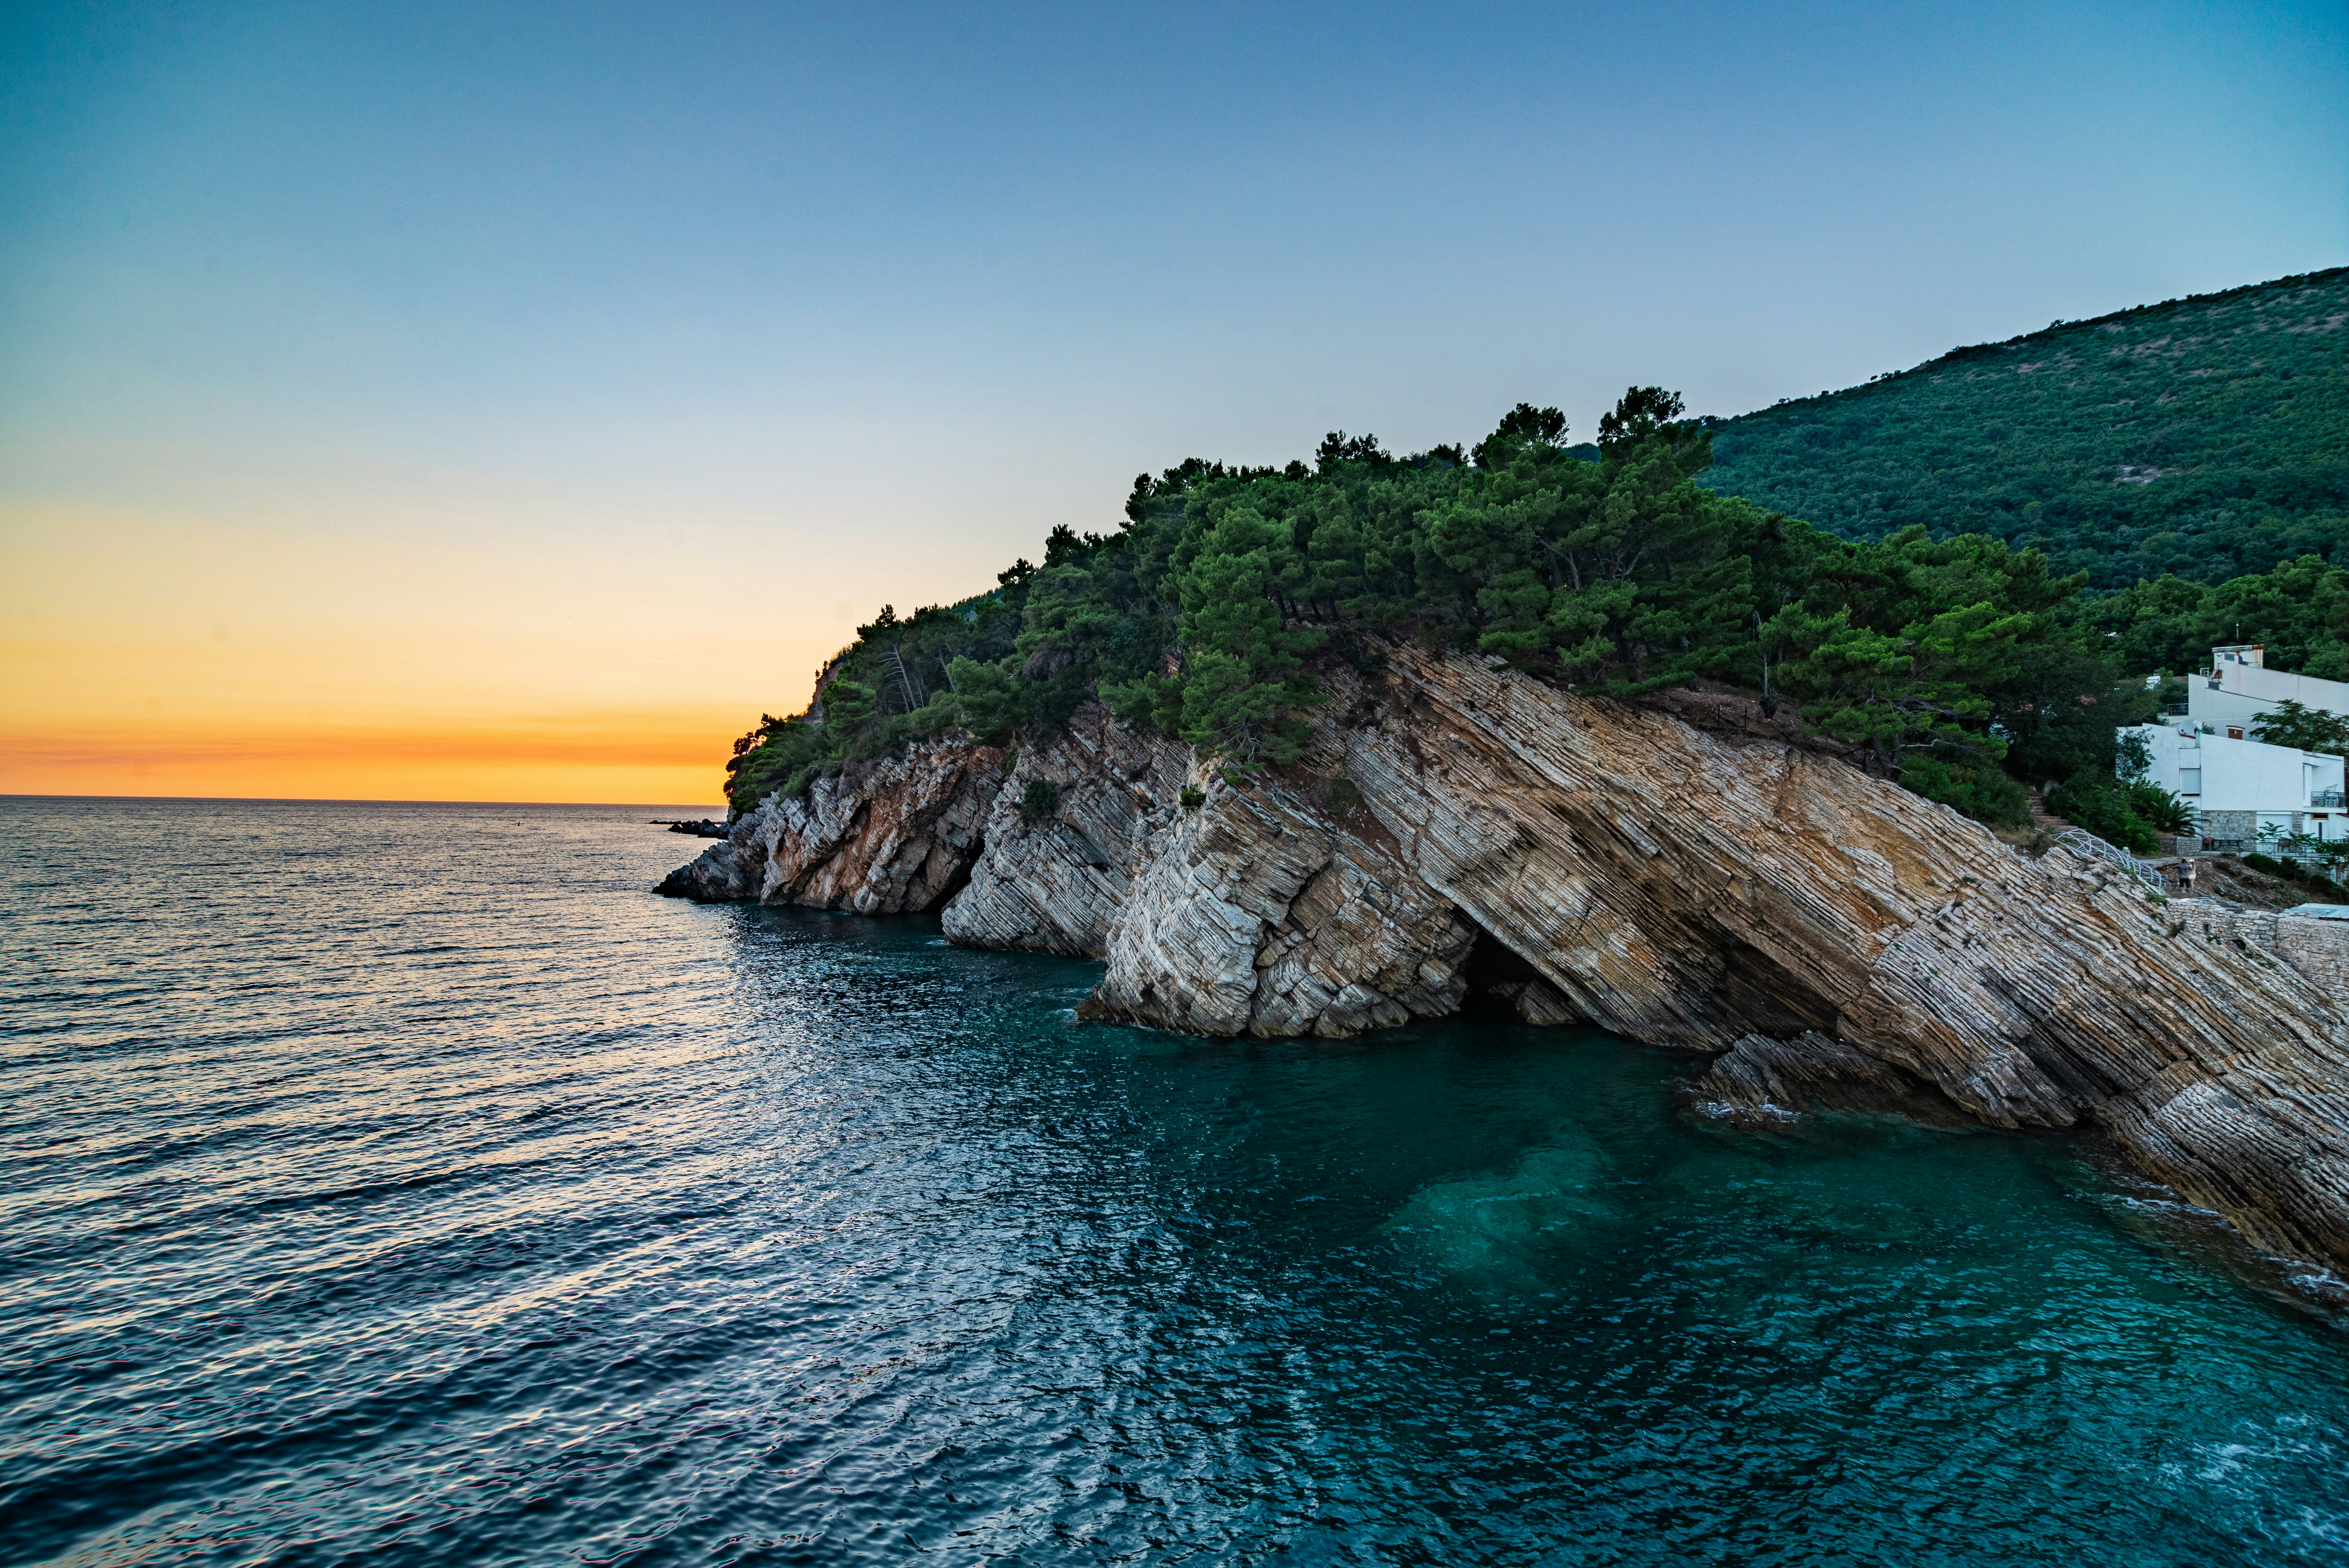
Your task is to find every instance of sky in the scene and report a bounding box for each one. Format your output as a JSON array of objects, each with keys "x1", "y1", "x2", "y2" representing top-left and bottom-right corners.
[{"x1": 2, "y1": 1, "x2": 2343, "y2": 804}]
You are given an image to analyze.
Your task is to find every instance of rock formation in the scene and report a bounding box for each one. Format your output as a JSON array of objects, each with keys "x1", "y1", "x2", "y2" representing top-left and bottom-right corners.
[
  {"x1": 939, "y1": 704, "x2": 1190, "y2": 956},
  {"x1": 663, "y1": 647, "x2": 2349, "y2": 1273},
  {"x1": 1080, "y1": 778, "x2": 1480, "y2": 1036},
  {"x1": 657, "y1": 739, "x2": 1003, "y2": 914}
]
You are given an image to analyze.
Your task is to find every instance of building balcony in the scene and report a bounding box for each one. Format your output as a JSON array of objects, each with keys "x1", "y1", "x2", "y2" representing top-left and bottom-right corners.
[{"x1": 2315, "y1": 790, "x2": 2347, "y2": 809}]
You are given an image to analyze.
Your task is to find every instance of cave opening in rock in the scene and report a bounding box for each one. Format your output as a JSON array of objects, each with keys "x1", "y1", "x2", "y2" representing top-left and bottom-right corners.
[
  {"x1": 1458, "y1": 920, "x2": 1580, "y2": 1024},
  {"x1": 920, "y1": 836, "x2": 984, "y2": 914}
]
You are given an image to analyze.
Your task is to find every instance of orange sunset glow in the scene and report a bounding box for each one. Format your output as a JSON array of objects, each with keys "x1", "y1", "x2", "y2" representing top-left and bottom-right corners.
[{"x1": 0, "y1": 495, "x2": 1020, "y2": 803}]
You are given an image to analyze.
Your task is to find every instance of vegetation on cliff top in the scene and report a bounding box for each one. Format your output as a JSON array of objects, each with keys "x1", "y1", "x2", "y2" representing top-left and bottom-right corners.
[
  {"x1": 1699, "y1": 268, "x2": 2348, "y2": 590},
  {"x1": 729, "y1": 389, "x2": 2231, "y2": 830},
  {"x1": 727, "y1": 271, "x2": 2349, "y2": 837}
]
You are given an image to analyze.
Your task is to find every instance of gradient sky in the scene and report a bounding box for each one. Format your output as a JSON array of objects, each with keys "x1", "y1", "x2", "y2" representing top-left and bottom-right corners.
[{"x1": 4, "y1": 1, "x2": 2343, "y2": 803}]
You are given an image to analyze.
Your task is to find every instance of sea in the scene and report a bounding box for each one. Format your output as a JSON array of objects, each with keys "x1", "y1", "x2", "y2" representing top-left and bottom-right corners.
[{"x1": 4, "y1": 795, "x2": 2346, "y2": 1567}]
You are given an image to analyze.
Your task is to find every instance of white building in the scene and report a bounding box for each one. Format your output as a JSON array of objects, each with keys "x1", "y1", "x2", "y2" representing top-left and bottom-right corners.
[
  {"x1": 2125, "y1": 643, "x2": 2349, "y2": 851},
  {"x1": 2122, "y1": 723, "x2": 2346, "y2": 850},
  {"x1": 2189, "y1": 643, "x2": 2349, "y2": 734}
]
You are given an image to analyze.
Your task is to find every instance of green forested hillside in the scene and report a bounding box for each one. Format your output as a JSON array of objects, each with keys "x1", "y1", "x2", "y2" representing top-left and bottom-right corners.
[{"x1": 1701, "y1": 268, "x2": 2348, "y2": 589}]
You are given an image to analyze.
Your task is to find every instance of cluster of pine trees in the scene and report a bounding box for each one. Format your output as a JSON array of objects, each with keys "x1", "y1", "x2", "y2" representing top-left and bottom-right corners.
[
  {"x1": 727, "y1": 389, "x2": 2294, "y2": 831},
  {"x1": 2081, "y1": 555, "x2": 2349, "y2": 680}
]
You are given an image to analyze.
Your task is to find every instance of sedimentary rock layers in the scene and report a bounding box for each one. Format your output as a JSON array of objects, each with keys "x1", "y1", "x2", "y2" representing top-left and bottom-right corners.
[
  {"x1": 661, "y1": 648, "x2": 2349, "y2": 1269},
  {"x1": 940, "y1": 705, "x2": 1191, "y2": 956},
  {"x1": 655, "y1": 832, "x2": 754, "y2": 902},
  {"x1": 659, "y1": 739, "x2": 1004, "y2": 915},
  {"x1": 1080, "y1": 778, "x2": 1478, "y2": 1037},
  {"x1": 1323, "y1": 648, "x2": 2349, "y2": 1266}
]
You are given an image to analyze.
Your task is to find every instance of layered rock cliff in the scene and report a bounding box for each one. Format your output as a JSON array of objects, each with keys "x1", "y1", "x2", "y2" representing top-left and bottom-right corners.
[
  {"x1": 656, "y1": 739, "x2": 1003, "y2": 913},
  {"x1": 940, "y1": 704, "x2": 1190, "y2": 956},
  {"x1": 663, "y1": 647, "x2": 2349, "y2": 1274}
]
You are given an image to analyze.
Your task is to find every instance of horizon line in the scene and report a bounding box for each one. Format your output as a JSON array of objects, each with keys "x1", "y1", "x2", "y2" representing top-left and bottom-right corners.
[{"x1": 0, "y1": 792, "x2": 729, "y2": 809}]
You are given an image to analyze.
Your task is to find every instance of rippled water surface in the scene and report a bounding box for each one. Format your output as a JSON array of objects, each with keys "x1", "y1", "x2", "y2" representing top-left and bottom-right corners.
[{"x1": 5, "y1": 796, "x2": 2347, "y2": 1566}]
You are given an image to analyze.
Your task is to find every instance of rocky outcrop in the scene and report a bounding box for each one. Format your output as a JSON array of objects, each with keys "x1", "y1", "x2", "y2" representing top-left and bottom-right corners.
[
  {"x1": 940, "y1": 705, "x2": 1192, "y2": 956},
  {"x1": 1693, "y1": 1031, "x2": 1956, "y2": 1123},
  {"x1": 663, "y1": 647, "x2": 2349, "y2": 1271},
  {"x1": 1080, "y1": 780, "x2": 1480, "y2": 1036},
  {"x1": 655, "y1": 831, "x2": 753, "y2": 901},
  {"x1": 658, "y1": 739, "x2": 1006, "y2": 914},
  {"x1": 1110, "y1": 647, "x2": 2349, "y2": 1268}
]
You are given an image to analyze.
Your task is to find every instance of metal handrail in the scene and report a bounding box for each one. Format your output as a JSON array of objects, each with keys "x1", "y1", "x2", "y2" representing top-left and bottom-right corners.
[{"x1": 2054, "y1": 827, "x2": 2170, "y2": 894}]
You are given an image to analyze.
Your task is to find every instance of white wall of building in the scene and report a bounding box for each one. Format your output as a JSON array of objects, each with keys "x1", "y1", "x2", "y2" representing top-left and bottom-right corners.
[
  {"x1": 2123, "y1": 723, "x2": 2347, "y2": 845},
  {"x1": 2187, "y1": 644, "x2": 2349, "y2": 733}
]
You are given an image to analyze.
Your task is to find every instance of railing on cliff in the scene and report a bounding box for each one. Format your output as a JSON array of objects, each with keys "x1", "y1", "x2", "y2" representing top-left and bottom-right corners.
[{"x1": 2053, "y1": 828, "x2": 2169, "y2": 896}]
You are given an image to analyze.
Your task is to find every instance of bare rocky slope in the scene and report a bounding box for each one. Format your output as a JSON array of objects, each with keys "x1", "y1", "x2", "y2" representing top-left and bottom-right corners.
[{"x1": 662, "y1": 647, "x2": 2349, "y2": 1274}]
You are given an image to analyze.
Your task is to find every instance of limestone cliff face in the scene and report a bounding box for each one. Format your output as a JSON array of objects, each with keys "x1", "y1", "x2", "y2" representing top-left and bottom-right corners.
[
  {"x1": 663, "y1": 648, "x2": 2349, "y2": 1271},
  {"x1": 1080, "y1": 777, "x2": 1480, "y2": 1036},
  {"x1": 658, "y1": 739, "x2": 1004, "y2": 914},
  {"x1": 1321, "y1": 648, "x2": 2349, "y2": 1267},
  {"x1": 655, "y1": 829, "x2": 754, "y2": 903},
  {"x1": 940, "y1": 705, "x2": 1191, "y2": 956}
]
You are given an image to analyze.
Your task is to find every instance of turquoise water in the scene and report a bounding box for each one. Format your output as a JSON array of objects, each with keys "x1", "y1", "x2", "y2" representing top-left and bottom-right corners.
[{"x1": 2, "y1": 796, "x2": 2344, "y2": 1566}]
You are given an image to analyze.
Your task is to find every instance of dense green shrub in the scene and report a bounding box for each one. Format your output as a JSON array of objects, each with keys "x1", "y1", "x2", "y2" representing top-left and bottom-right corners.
[
  {"x1": 2048, "y1": 778, "x2": 2197, "y2": 854},
  {"x1": 2081, "y1": 558, "x2": 2349, "y2": 683},
  {"x1": 1899, "y1": 749, "x2": 2032, "y2": 829},
  {"x1": 2250, "y1": 699, "x2": 2349, "y2": 757},
  {"x1": 2240, "y1": 852, "x2": 2349, "y2": 901}
]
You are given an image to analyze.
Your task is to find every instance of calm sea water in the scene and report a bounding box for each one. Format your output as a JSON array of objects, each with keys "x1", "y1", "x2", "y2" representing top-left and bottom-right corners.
[{"x1": 4, "y1": 796, "x2": 2346, "y2": 1567}]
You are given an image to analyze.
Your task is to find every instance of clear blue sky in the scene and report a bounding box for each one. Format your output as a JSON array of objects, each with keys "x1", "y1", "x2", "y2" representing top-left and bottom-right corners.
[{"x1": 2, "y1": 1, "x2": 2344, "y2": 798}]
